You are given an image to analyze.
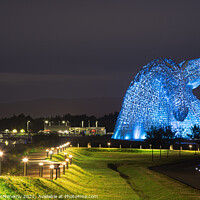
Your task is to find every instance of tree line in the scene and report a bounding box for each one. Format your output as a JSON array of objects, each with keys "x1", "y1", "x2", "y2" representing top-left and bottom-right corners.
[
  {"x1": 145, "y1": 125, "x2": 200, "y2": 148},
  {"x1": 0, "y1": 112, "x2": 119, "y2": 133}
]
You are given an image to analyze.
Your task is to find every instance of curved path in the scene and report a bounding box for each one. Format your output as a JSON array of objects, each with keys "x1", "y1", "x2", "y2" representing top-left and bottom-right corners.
[
  {"x1": 25, "y1": 150, "x2": 64, "y2": 179},
  {"x1": 152, "y1": 157, "x2": 200, "y2": 190}
]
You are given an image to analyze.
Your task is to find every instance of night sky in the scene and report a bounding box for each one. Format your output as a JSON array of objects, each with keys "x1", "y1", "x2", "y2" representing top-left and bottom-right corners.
[{"x1": 0, "y1": 1, "x2": 200, "y2": 116}]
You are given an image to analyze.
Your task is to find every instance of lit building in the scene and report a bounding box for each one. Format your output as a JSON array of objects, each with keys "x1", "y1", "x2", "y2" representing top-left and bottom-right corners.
[
  {"x1": 44, "y1": 121, "x2": 106, "y2": 136},
  {"x1": 112, "y1": 58, "x2": 200, "y2": 140}
]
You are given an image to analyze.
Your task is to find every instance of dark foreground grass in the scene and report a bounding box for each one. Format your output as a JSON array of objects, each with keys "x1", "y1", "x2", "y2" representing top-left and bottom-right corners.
[{"x1": 0, "y1": 148, "x2": 200, "y2": 199}]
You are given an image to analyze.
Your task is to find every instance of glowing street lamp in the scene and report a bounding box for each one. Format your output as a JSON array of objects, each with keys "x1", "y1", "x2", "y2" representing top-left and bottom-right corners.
[
  {"x1": 65, "y1": 159, "x2": 69, "y2": 169},
  {"x1": 39, "y1": 163, "x2": 43, "y2": 177},
  {"x1": 64, "y1": 152, "x2": 67, "y2": 159},
  {"x1": 12, "y1": 129, "x2": 17, "y2": 134},
  {"x1": 107, "y1": 143, "x2": 111, "y2": 148},
  {"x1": 0, "y1": 151, "x2": 3, "y2": 176},
  {"x1": 189, "y1": 145, "x2": 192, "y2": 151},
  {"x1": 50, "y1": 165, "x2": 54, "y2": 179},
  {"x1": 49, "y1": 150, "x2": 53, "y2": 160},
  {"x1": 69, "y1": 155, "x2": 73, "y2": 165},
  {"x1": 22, "y1": 158, "x2": 28, "y2": 176}
]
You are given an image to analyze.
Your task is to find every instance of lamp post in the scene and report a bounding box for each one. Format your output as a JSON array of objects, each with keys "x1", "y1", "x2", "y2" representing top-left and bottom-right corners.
[
  {"x1": 50, "y1": 165, "x2": 54, "y2": 179},
  {"x1": 49, "y1": 150, "x2": 53, "y2": 160},
  {"x1": 46, "y1": 149, "x2": 49, "y2": 157},
  {"x1": 0, "y1": 151, "x2": 3, "y2": 176},
  {"x1": 23, "y1": 158, "x2": 28, "y2": 176},
  {"x1": 66, "y1": 159, "x2": 69, "y2": 169},
  {"x1": 39, "y1": 163, "x2": 43, "y2": 177},
  {"x1": 64, "y1": 153, "x2": 67, "y2": 159},
  {"x1": 69, "y1": 155, "x2": 73, "y2": 165},
  {"x1": 44, "y1": 120, "x2": 48, "y2": 130},
  {"x1": 27, "y1": 120, "x2": 30, "y2": 134},
  {"x1": 62, "y1": 162, "x2": 66, "y2": 175},
  {"x1": 107, "y1": 143, "x2": 111, "y2": 148},
  {"x1": 189, "y1": 145, "x2": 192, "y2": 151},
  {"x1": 160, "y1": 145, "x2": 162, "y2": 159}
]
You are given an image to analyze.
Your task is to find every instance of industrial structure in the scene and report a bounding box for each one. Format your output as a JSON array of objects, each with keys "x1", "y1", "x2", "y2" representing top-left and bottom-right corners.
[{"x1": 44, "y1": 120, "x2": 106, "y2": 136}]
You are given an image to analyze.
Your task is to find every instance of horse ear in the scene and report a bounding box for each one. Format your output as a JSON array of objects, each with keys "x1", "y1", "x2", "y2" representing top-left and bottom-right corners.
[{"x1": 180, "y1": 58, "x2": 200, "y2": 89}]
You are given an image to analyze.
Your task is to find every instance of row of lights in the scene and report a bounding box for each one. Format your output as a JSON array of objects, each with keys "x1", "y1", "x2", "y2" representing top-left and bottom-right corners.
[{"x1": 22, "y1": 142, "x2": 72, "y2": 179}]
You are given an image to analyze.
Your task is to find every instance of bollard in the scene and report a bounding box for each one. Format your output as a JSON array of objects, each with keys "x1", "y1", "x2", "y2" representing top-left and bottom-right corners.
[
  {"x1": 0, "y1": 151, "x2": 3, "y2": 176},
  {"x1": 23, "y1": 158, "x2": 28, "y2": 176},
  {"x1": 69, "y1": 155, "x2": 73, "y2": 165},
  {"x1": 140, "y1": 145, "x2": 142, "y2": 149},
  {"x1": 62, "y1": 163, "x2": 66, "y2": 175},
  {"x1": 66, "y1": 159, "x2": 69, "y2": 169},
  {"x1": 119, "y1": 145, "x2": 121, "y2": 149},
  {"x1": 50, "y1": 165, "x2": 54, "y2": 179},
  {"x1": 39, "y1": 163, "x2": 43, "y2": 177},
  {"x1": 77, "y1": 143, "x2": 79, "y2": 148},
  {"x1": 49, "y1": 150, "x2": 53, "y2": 160},
  {"x1": 46, "y1": 149, "x2": 49, "y2": 157},
  {"x1": 99, "y1": 144, "x2": 101, "y2": 148},
  {"x1": 160, "y1": 145, "x2": 161, "y2": 159}
]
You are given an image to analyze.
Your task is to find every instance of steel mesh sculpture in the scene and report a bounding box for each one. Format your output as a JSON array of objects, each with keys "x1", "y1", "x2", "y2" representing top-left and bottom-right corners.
[{"x1": 112, "y1": 58, "x2": 200, "y2": 140}]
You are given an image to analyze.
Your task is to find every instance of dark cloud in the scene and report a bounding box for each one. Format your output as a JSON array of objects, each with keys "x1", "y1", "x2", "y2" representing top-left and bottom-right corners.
[{"x1": 0, "y1": 0, "x2": 199, "y2": 106}]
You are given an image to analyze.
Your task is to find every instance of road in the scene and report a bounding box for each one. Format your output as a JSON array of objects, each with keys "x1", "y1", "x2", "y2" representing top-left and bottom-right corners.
[{"x1": 152, "y1": 157, "x2": 200, "y2": 190}]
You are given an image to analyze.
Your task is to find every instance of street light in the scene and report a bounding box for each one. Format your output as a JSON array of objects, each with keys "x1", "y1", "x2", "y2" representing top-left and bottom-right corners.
[
  {"x1": 189, "y1": 145, "x2": 192, "y2": 151},
  {"x1": 50, "y1": 165, "x2": 54, "y2": 179},
  {"x1": 69, "y1": 155, "x2": 73, "y2": 165},
  {"x1": 107, "y1": 143, "x2": 111, "y2": 148},
  {"x1": 0, "y1": 151, "x2": 3, "y2": 176},
  {"x1": 27, "y1": 120, "x2": 30, "y2": 133},
  {"x1": 44, "y1": 120, "x2": 49, "y2": 130},
  {"x1": 49, "y1": 150, "x2": 53, "y2": 160},
  {"x1": 22, "y1": 158, "x2": 28, "y2": 176},
  {"x1": 39, "y1": 163, "x2": 43, "y2": 177}
]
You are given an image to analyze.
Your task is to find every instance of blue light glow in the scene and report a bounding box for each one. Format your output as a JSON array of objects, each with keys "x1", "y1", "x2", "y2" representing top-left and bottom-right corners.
[{"x1": 112, "y1": 58, "x2": 200, "y2": 140}]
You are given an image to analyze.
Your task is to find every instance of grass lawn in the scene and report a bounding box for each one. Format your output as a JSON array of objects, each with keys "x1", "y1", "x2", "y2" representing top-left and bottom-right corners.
[{"x1": 0, "y1": 148, "x2": 200, "y2": 199}]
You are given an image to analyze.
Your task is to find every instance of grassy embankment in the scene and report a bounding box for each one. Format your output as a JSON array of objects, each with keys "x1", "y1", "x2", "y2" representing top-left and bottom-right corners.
[{"x1": 0, "y1": 148, "x2": 200, "y2": 199}]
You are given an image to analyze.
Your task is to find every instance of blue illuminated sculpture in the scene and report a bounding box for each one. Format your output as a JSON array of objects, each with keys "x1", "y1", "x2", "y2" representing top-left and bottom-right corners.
[{"x1": 112, "y1": 58, "x2": 200, "y2": 140}]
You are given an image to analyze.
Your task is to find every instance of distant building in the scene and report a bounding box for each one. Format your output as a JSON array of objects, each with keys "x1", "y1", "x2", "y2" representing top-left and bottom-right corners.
[{"x1": 44, "y1": 121, "x2": 106, "y2": 136}]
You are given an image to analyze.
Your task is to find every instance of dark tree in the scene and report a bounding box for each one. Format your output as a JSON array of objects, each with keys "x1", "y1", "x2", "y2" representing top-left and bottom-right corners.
[
  {"x1": 188, "y1": 124, "x2": 200, "y2": 140},
  {"x1": 145, "y1": 126, "x2": 176, "y2": 148}
]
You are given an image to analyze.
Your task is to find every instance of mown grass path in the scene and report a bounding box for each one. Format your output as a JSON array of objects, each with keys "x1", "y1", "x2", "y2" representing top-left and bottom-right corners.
[{"x1": 0, "y1": 147, "x2": 200, "y2": 199}]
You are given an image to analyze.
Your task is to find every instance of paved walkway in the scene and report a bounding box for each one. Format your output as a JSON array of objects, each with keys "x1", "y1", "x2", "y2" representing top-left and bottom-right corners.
[
  {"x1": 26, "y1": 150, "x2": 65, "y2": 179},
  {"x1": 152, "y1": 157, "x2": 200, "y2": 190}
]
